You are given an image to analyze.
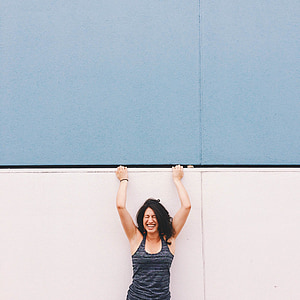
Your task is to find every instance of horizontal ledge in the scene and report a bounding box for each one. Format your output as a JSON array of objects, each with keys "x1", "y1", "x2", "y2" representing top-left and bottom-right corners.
[{"x1": 1, "y1": 164, "x2": 300, "y2": 169}]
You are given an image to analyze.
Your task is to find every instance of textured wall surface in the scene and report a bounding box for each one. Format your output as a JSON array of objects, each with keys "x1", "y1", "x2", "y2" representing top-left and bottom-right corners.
[
  {"x1": 201, "y1": 0, "x2": 300, "y2": 164},
  {"x1": 1, "y1": 168, "x2": 299, "y2": 299},
  {"x1": 0, "y1": 168, "x2": 203, "y2": 300},
  {"x1": 1, "y1": 0, "x2": 299, "y2": 165},
  {"x1": 0, "y1": 0, "x2": 200, "y2": 165},
  {"x1": 1, "y1": 1, "x2": 299, "y2": 299},
  {"x1": 202, "y1": 169, "x2": 300, "y2": 299}
]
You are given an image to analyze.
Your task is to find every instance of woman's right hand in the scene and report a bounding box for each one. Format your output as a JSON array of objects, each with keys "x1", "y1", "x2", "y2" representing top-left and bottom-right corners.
[{"x1": 116, "y1": 165, "x2": 128, "y2": 181}]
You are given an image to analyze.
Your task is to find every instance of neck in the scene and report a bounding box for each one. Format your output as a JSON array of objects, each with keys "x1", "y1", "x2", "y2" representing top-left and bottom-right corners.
[{"x1": 146, "y1": 232, "x2": 160, "y2": 242}]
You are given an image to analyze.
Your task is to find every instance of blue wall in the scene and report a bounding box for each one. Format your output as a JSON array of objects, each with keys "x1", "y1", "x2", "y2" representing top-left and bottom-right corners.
[
  {"x1": 201, "y1": 0, "x2": 300, "y2": 164},
  {"x1": 1, "y1": 0, "x2": 299, "y2": 165}
]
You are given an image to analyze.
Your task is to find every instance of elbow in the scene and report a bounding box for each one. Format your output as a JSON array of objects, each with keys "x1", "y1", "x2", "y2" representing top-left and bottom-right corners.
[
  {"x1": 184, "y1": 197, "x2": 191, "y2": 210},
  {"x1": 116, "y1": 203, "x2": 125, "y2": 210},
  {"x1": 183, "y1": 203, "x2": 191, "y2": 211},
  {"x1": 186, "y1": 204, "x2": 191, "y2": 211}
]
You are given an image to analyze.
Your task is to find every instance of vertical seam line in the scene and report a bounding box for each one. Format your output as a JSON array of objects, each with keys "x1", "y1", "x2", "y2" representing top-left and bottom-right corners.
[
  {"x1": 199, "y1": 0, "x2": 204, "y2": 165},
  {"x1": 200, "y1": 171, "x2": 206, "y2": 299}
]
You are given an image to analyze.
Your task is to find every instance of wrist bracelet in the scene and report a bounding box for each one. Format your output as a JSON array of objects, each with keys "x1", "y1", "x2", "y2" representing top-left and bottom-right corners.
[{"x1": 120, "y1": 178, "x2": 129, "y2": 182}]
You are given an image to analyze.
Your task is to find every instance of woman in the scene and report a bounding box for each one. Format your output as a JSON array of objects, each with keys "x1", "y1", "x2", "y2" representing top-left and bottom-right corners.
[{"x1": 116, "y1": 165, "x2": 191, "y2": 300}]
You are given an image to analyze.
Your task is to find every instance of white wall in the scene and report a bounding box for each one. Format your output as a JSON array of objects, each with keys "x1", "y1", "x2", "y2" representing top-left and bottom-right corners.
[
  {"x1": 202, "y1": 169, "x2": 300, "y2": 300},
  {"x1": 0, "y1": 168, "x2": 299, "y2": 299},
  {"x1": 0, "y1": 168, "x2": 203, "y2": 300}
]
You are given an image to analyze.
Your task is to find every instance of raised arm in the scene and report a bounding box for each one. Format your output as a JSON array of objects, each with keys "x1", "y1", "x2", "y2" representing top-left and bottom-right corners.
[
  {"x1": 172, "y1": 165, "x2": 191, "y2": 238},
  {"x1": 116, "y1": 166, "x2": 138, "y2": 242}
]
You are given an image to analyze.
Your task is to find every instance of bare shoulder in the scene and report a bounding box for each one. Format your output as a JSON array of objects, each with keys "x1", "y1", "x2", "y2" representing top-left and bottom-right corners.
[{"x1": 130, "y1": 230, "x2": 143, "y2": 255}]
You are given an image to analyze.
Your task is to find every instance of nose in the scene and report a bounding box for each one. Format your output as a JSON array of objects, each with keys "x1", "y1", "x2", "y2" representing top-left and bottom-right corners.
[{"x1": 149, "y1": 216, "x2": 155, "y2": 223}]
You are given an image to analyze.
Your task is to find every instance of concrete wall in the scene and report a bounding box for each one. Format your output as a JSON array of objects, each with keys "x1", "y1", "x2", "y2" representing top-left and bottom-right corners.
[
  {"x1": 0, "y1": 0, "x2": 200, "y2": 165},
  {"x1": 0, "y1": 168, "x2": 203, "y2": 300},
  {"x1": 201, "y1": 0, "x2": 300, "y2": 164},
  {"x1": 1, "y1": 0, "x2": 299, "y2": 165},
  {"x1": 1, "y1": 168, "x2": 299, "y2": 299},
  {"x1": 1, "y1": 1, "x2": 299, "y2": 298},
  {"x1": 202, "y1": 169, "x2": 300, "y2": 299}
]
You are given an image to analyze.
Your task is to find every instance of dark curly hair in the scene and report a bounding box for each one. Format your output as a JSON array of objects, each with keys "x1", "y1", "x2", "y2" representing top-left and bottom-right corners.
[{"x1": 136, "y1": 198, "x2": 175, "y2": 244}]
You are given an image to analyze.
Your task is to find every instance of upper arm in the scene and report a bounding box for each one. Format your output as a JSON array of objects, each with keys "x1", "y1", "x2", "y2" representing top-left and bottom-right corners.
[
  {"x1": 117, "y1": 207, "x2": 138, "y2": 241},
  {"x1": 172, "y1": 205, "x2": 191, "y2": 239}
]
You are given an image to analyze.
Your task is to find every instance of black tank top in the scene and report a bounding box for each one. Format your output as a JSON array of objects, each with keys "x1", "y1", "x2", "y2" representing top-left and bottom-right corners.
[{"x1": 126, "y1": 235, "x2": 174, "y2": 300}]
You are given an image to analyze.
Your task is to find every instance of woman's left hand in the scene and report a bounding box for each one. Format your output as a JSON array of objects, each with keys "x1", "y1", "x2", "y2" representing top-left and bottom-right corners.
[{"x1": 172, "y1": 165, "x2": 184, "y2": 182}]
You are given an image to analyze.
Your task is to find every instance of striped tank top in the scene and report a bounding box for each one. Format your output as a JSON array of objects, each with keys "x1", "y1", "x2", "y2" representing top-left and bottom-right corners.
[{"x1": 126, "y1": 235, "x2": 174, "y2": 300}]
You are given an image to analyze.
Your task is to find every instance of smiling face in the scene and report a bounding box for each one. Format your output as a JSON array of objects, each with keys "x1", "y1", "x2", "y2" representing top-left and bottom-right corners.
[{"x1": 143, "y1": 207, "x2": 159, "y2": 234}]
